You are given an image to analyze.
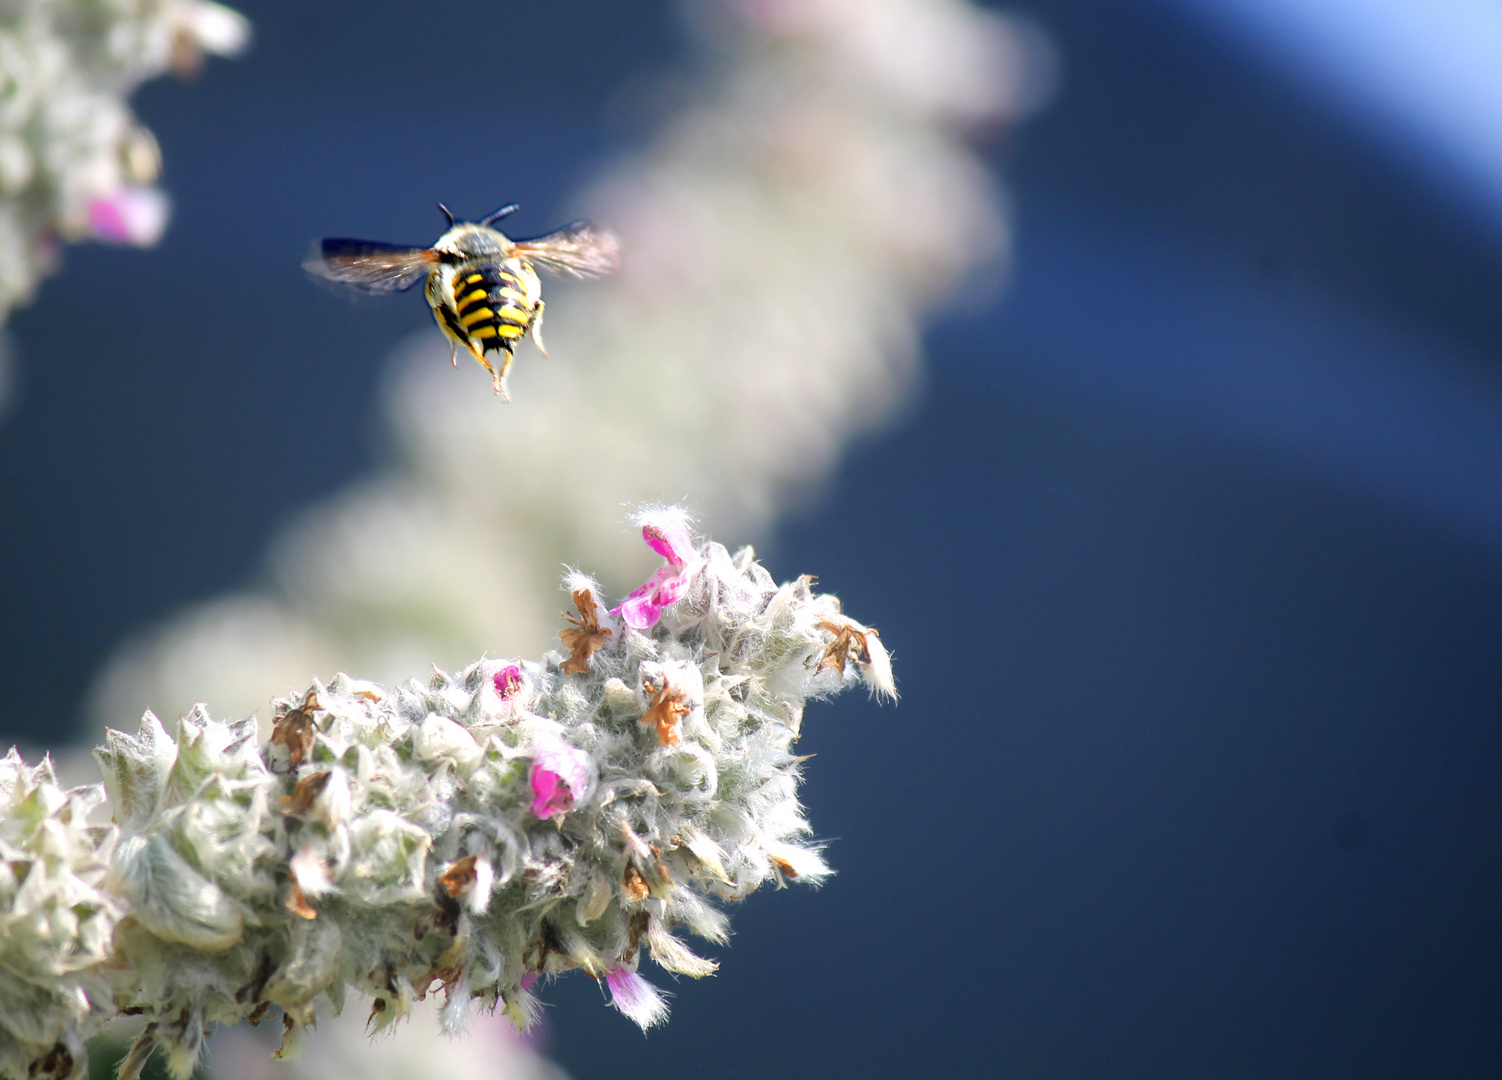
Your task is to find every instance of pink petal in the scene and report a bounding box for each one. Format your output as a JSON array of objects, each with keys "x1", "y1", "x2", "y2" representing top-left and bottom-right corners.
[
  {"x1": 614, "y1": 565, "x2": 684, "y2": 629},
  {"x1": 615, "y1": 593, "x2": 666, "y2": 630},
  {"x1": 87, "y1": 187, "x2": 169, "y2": 247},
  {"x1": 651, "y1": 567, "x2": 694, "y2": 607},
  {"x1": 529, "y1": 766, "x2": 570, "y2": 819},
  {"x1": 613, "y1": 561, "x2": 699, "y2": 629},
  {"x1": 641, "y1": 519, "x2": 695, "y2": 566},
  {"x1": 625, "y1": 564, "x2": 679, "y2": 602},
  {"x1": 604, "y1": 967, "x2": 669, "y2": 1029}
]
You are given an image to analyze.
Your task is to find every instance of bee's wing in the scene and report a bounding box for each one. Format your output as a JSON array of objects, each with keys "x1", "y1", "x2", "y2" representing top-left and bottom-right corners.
[
  {"x1": 304, "y1": 239, "x2": 440, "y2": 293},
  {"x1": 509, "y1": 222, "x2": 620, "y2": 278}
]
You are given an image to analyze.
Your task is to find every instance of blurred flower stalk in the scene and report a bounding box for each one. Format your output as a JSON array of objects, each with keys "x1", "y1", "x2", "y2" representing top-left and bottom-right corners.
[
  {"x1": 0, "y1": 512, "x2": 891, "y2": 1080},
  {"x1": 90, "y1": 0, "x2": 1046, "y2": 736},
  {"x1": 0, "y1": 0, "x2": 248, "y2": 323}
]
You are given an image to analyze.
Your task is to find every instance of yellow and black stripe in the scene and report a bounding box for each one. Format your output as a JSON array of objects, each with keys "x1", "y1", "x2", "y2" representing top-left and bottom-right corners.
[{"x1": 449, "y1": 263, "x2": 533, "y2": 353}]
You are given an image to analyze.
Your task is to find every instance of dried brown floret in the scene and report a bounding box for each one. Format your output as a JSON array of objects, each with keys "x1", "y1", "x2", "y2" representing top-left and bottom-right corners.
[
  {"x1": 275, "y1": 1014, "x2": 299, "y2": 1059},
  {"x1": 438, "y1": 855, "x2": 478, "y2": 899},
  {"x1": 285, "y1": 883, "x2": 316, "y2": 921},
  {"x1": 640, "y1": 677, "x2": 691, "y2": 747},
  {"x1": 814, "y1": 616, "x2": 877, "y2": 677},
  {"x1": 560, "y1": 589, "x2": 612, "y2": 675},
  {"x1": 279, "y1": 770, "x2": 330, "y2": 816},
  {"x1": 270, "y1": 690, "x2": 319, "y2": 770},
  {"x1": 621, "y1": 865, "x2": 650, "y2": 903}
]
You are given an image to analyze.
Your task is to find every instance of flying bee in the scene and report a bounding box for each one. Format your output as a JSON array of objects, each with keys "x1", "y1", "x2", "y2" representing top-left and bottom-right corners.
[{"x1": 305, "y1": 203, "x2": 620, "y2": 401}]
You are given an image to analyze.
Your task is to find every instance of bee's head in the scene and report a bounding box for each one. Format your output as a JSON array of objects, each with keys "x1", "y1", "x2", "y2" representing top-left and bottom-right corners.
[{"x1": 434, "y1": 223, "x2": 509, "y2": 259}]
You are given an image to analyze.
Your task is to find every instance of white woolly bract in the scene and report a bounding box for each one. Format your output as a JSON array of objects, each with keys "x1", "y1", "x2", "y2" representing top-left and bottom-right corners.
[
  {"x1": 0, "y1": 533, "x2": 888, "y2": 1076},
  {"x1": 604, "y1": 968, "x2": 669, "y2": 1030},
  {"x1": 0, "y1": 752, "x2": 117, "y2": 1080}
]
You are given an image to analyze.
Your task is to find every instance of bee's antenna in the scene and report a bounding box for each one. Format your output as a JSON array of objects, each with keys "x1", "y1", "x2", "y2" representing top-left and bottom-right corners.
[
  {"x1": 480, "y1": 203, "x2": 520, "y2": 226},
  {"x1": 437, "y1": 203, "x2": 455, "y2": 227}
]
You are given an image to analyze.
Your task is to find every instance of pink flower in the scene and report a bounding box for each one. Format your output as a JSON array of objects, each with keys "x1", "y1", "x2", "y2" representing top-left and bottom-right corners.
[
  {"x1": 604, "y1": 967, "x2": 668, "y2": 1029},
  {"x1": 612, "y1": 514, "x2": 703, "y2": 630},
  {"x1": 529, "y1": 767, "x2": 570, "y2": 819},
  {"x1": 87, "y1": 187, "x2": 169, "y2": 247},
  {"x1": 528, "y1": 738, "x2": 594, "y2": 820},
  {"x1": 492, "y1": 664, "x2": 523, "y2": 699}
]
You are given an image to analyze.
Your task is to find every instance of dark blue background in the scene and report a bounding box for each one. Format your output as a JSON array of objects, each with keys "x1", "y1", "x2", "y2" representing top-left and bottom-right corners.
[{"x1": 3, "y1": 1, "x2": 1500, "y2": 1076}]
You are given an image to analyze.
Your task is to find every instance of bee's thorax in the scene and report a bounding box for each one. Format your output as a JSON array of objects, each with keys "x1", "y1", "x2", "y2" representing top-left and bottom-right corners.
[{"x1": 433, "y1": 223, "x2": 511, "y2": 260}]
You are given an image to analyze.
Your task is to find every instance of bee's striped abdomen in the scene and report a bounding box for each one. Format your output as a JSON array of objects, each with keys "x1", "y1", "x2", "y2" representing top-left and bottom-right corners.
[{"x1": 452, "y1": 263, "x2": 533, "y2": 352}]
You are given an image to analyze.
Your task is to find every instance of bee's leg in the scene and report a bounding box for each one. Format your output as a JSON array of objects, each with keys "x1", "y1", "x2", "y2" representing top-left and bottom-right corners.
[
  {"x1": 466, "y1": 340, "x2": 510, "y2": 402},
  {"x1": 435, "y1": 301, "x2": 466, "y2": 368},
  {"x1": 494, "y1": 348, "x2": 515, "y2": 402},
  {"x1": 529, "y1": 301, "x2": 547, "y2": 356},
  {"x1": 463, "y1": 338, "x2": 502, "y2": 394}
]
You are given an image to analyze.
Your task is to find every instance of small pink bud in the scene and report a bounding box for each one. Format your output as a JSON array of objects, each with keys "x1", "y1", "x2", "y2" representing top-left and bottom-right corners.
[
  {"x1": 87, "y1": 187, "x2": 169, "y2": 247},
  {"x1": 528, "y1": 738, "x2": 593, "y2": 819},
  {"x1": 493, "y1": 664, "x2": 523, "y2": 699}
]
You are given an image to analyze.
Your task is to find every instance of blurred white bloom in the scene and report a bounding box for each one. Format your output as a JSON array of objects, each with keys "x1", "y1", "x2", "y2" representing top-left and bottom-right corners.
[
  {"x1": 717, "y1": 0, "x2": 1055, "y2": 120},
  {"x1": 90, "y1": 0, "x2": 1039, "y2": 736},
  {"x1": 0, "y1": 0, "x2": 247, "y2": 321},
  {"x1": 1, "y1": 518, "x2": 890, "y2": 1079},
  {"x1": 209, "y1": 1003, "x2": 568, "y2": 1080}
]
